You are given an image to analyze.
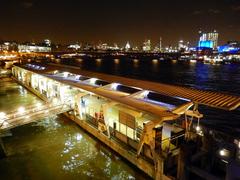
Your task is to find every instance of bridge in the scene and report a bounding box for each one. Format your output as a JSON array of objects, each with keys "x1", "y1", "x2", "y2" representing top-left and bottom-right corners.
[{"x1": 0, "y1": 102, "x2": 72, "y2": 132}]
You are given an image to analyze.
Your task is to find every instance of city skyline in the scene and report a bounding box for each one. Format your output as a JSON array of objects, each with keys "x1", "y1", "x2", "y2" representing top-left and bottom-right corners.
[{"x1": 0, "y1": 0, "x2": 240, "y2": 45}]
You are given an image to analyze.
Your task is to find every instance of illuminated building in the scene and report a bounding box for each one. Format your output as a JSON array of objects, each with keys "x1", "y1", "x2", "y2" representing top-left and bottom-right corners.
[
  {"x1": 178, "y1": 40, "x2": 189, "y2": 52},
  {"x1": 159, "y1": 37, "x2": 162, "y2": 52},
  {"x1": 44, "y1": 39, "x2": 51, "y2": 47},
  {"x1": 18, "y1": 44, "x2": 51, "y2": 53},
  {"x1": 68, "y1": 44, "x2": 81, "y2": 50},
  {"x1": 198, "y1": 41, "x2": 213, "y2": 49},
  {"x1": 218, "y1": 41, "x2": 240, "y2": 53},
  {"x1": 0, "y1": 41, "x2": 18, "y2": 52},
  {"x1": 142, "y1": 39, "x2": 151, "y2": 52},
  {"x1": 198, "y1": 30, "x2": 219, "y2": 49},
  {"x1": 125, "y1": 42, "x2": 131, "y2": 51}
]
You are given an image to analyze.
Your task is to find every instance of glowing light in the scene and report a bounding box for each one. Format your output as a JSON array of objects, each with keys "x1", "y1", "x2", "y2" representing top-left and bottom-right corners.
[
  {"x1": 114, "y1": 59, "x2": 119, "y2": 64},
  {"x1": 96, "y1": 59, "x2": 102, "y2": 63},
  {"x1": 219, "y1": 149, "x2": 227, "y2": 157},
  {"x1": 0, "y1": 112, "x2": 6, "y2": 119},
  {"x1": 152, "y1": 59, "x2": 158, "y2": 64},
  {"x1": 133, "y1": 59, "x2": 139, "y2": 63},
  {"x1": 63, "y1": 72, "x2": 69, "y2": 78},
  {"x1": 90, "y1": 78, "x2": 97, "y2": 84},
  {"x1": 111, "y1": 83, "x2": 120, "y2": 90},
  {"x1": 75, "y1": 75, "x2": 81, "y2": 80},
  {"x1": 76, "y1": 133, "x2": 82, "y2": 141},
  {"x1": 18, "y1": 107, "x2": 25, "y2": 114},
  {"x1": 3, "y1": 122, "x2": 8, "y2": 126},
  {"x1": 36, "y1": 102, "x2": 42, "y2": 108},
  {"x1": 52, "y1": 98, "x2": 59, "y2": 105},
  {"x1": 196, "y1": 126, "x2": 201, "y2": 132},
  {"x1": 142, "y1": 90, "x2": 149, "y2": 98}
]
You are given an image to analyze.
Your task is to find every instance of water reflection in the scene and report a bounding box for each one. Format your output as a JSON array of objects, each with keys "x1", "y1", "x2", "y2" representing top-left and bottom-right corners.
[
  {"x1": 0, "y1": 80, "x2": 147, "y2": 179},
  {"x1": 114, "y1": 59, "x2": 119, "y2": 64}
]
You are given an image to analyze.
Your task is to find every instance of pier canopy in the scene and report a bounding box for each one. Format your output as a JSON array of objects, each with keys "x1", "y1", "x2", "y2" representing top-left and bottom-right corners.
[{"x1": 23, "y1": 63, "x2": 240, "y2": 111}]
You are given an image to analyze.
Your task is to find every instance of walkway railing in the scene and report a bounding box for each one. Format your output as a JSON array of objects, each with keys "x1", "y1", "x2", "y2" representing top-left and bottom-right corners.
[{"x1": 0, "y1": 102, "x2": 72, "y2": 131}]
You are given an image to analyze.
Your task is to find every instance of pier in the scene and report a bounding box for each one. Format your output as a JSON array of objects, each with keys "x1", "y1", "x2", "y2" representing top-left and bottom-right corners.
[{"x1": 5, "y1": 63, "x2": 240, "y2": 179}]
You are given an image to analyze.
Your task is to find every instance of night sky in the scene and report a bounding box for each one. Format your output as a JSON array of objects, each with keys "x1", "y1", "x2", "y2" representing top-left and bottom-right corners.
[{"x1": 0, "y1": 0, "x2": 240, "y2": 46}]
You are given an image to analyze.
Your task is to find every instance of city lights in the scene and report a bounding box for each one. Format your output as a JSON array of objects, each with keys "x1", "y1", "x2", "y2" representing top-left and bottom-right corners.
[{"x1": 1, "y1": 1, "x2": 240, "y2": 179}]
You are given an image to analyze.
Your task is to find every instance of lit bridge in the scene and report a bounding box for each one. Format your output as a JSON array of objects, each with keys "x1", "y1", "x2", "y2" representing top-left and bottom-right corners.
[{"x1": 0, "y1": 102, "x2": 72, "y2": 131}]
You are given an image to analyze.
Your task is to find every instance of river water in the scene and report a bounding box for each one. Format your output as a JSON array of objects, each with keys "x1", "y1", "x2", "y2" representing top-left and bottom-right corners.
[
  {"x1": 0, "y1": 79, "x2": 147, "y2": 180},
  {"x1": 60, "y1": 57, "x2": 240, "y2": 137}
]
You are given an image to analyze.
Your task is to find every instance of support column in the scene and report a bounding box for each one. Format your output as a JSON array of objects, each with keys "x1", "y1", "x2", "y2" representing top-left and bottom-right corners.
[
  {"x1": 101, "y1": 102, "x2": 118, "y2": 138},
  {"x1": 0, "y1": 138, "x2": 6, "y2": 158},
  {"x1": 75, "y1": 92, "x2": 88, "y2": 119}
]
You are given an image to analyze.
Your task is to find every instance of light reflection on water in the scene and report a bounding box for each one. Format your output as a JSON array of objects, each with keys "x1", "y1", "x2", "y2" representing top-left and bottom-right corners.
[{"x1": 0, "y1": 79, "x2": 147, "y2": 179}]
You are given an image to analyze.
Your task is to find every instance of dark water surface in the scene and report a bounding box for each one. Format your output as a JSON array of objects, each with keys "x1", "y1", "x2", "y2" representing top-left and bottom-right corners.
[{"x1": 60, "y1": 57, "x2": 240, "y2": 137}]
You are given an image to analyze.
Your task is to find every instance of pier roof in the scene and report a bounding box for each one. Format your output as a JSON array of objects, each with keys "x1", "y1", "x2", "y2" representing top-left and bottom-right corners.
[{"x1": 20, "y1": 63, "x2": 240, "y2": 111}]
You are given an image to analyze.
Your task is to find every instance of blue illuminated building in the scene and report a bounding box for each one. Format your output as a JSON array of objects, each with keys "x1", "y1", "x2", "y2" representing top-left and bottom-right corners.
[
  {"x1": 218, "y1": 45, "x2": 240, "y2": 53},
  {"x1": 198, "y1": 40, "x2": 214, "y2": 48},
  {"x1": 218, "y1": 41, "x2": 240, "y2": 53}
]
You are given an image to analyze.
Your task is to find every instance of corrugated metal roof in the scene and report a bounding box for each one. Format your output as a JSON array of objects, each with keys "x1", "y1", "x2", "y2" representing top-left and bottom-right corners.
[{"x1": 21, "y1": 63, "x2": 240, "y2": 111}]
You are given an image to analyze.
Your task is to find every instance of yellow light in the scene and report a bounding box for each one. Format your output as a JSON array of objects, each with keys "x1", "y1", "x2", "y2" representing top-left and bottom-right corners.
[
  {"x1": 18, "y1": 107, "x2": 25, "y2": 114},
  {"x1": 133, "y1": 59, "x2": 138, "y2": 63},
  {"x1": 152, "y1": 59, "x2": 158, "y2": 64},
  {"x1": 196, "y1": 126, "x2": 201, "y2": 132},
  {"x1": 96, "y1": 59, "x2": 101, "y2": 63},
  {"x1": 219, "y1": 149, "x2": 227, "y2": 157},
  {"x1": 114, "y1": 59, "x2": 119, "y2": 64}
]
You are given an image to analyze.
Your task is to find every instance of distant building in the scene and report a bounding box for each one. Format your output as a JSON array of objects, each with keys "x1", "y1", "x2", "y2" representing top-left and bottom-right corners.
[
  {"x1": 18, "y1": 44, "x2": 51, "y2": 53},
  {"x1": 0, "y1": 41, "x2": 18, "y2": 52},
  {"x1": 125, "y1": 42, "x2": 131, "y2": 51},
  {"x1": 218, "y1": 41, "x2": 240, "y2": 53},
  {"x1": 142, "y1": 39, "x2": 151, "y2": 52},
  {"x1": 198, "y1": 30, "x2": 219, "y2": 49},
  {"x1": 43, "y1": 39, "x2": 51, "y2": 47},
  {"x1": 178, "y1": 40, "x2": 189, "y2": 52},
  {"x1": 68, "y1": 44, "x2": 81, "y2": 50}
]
